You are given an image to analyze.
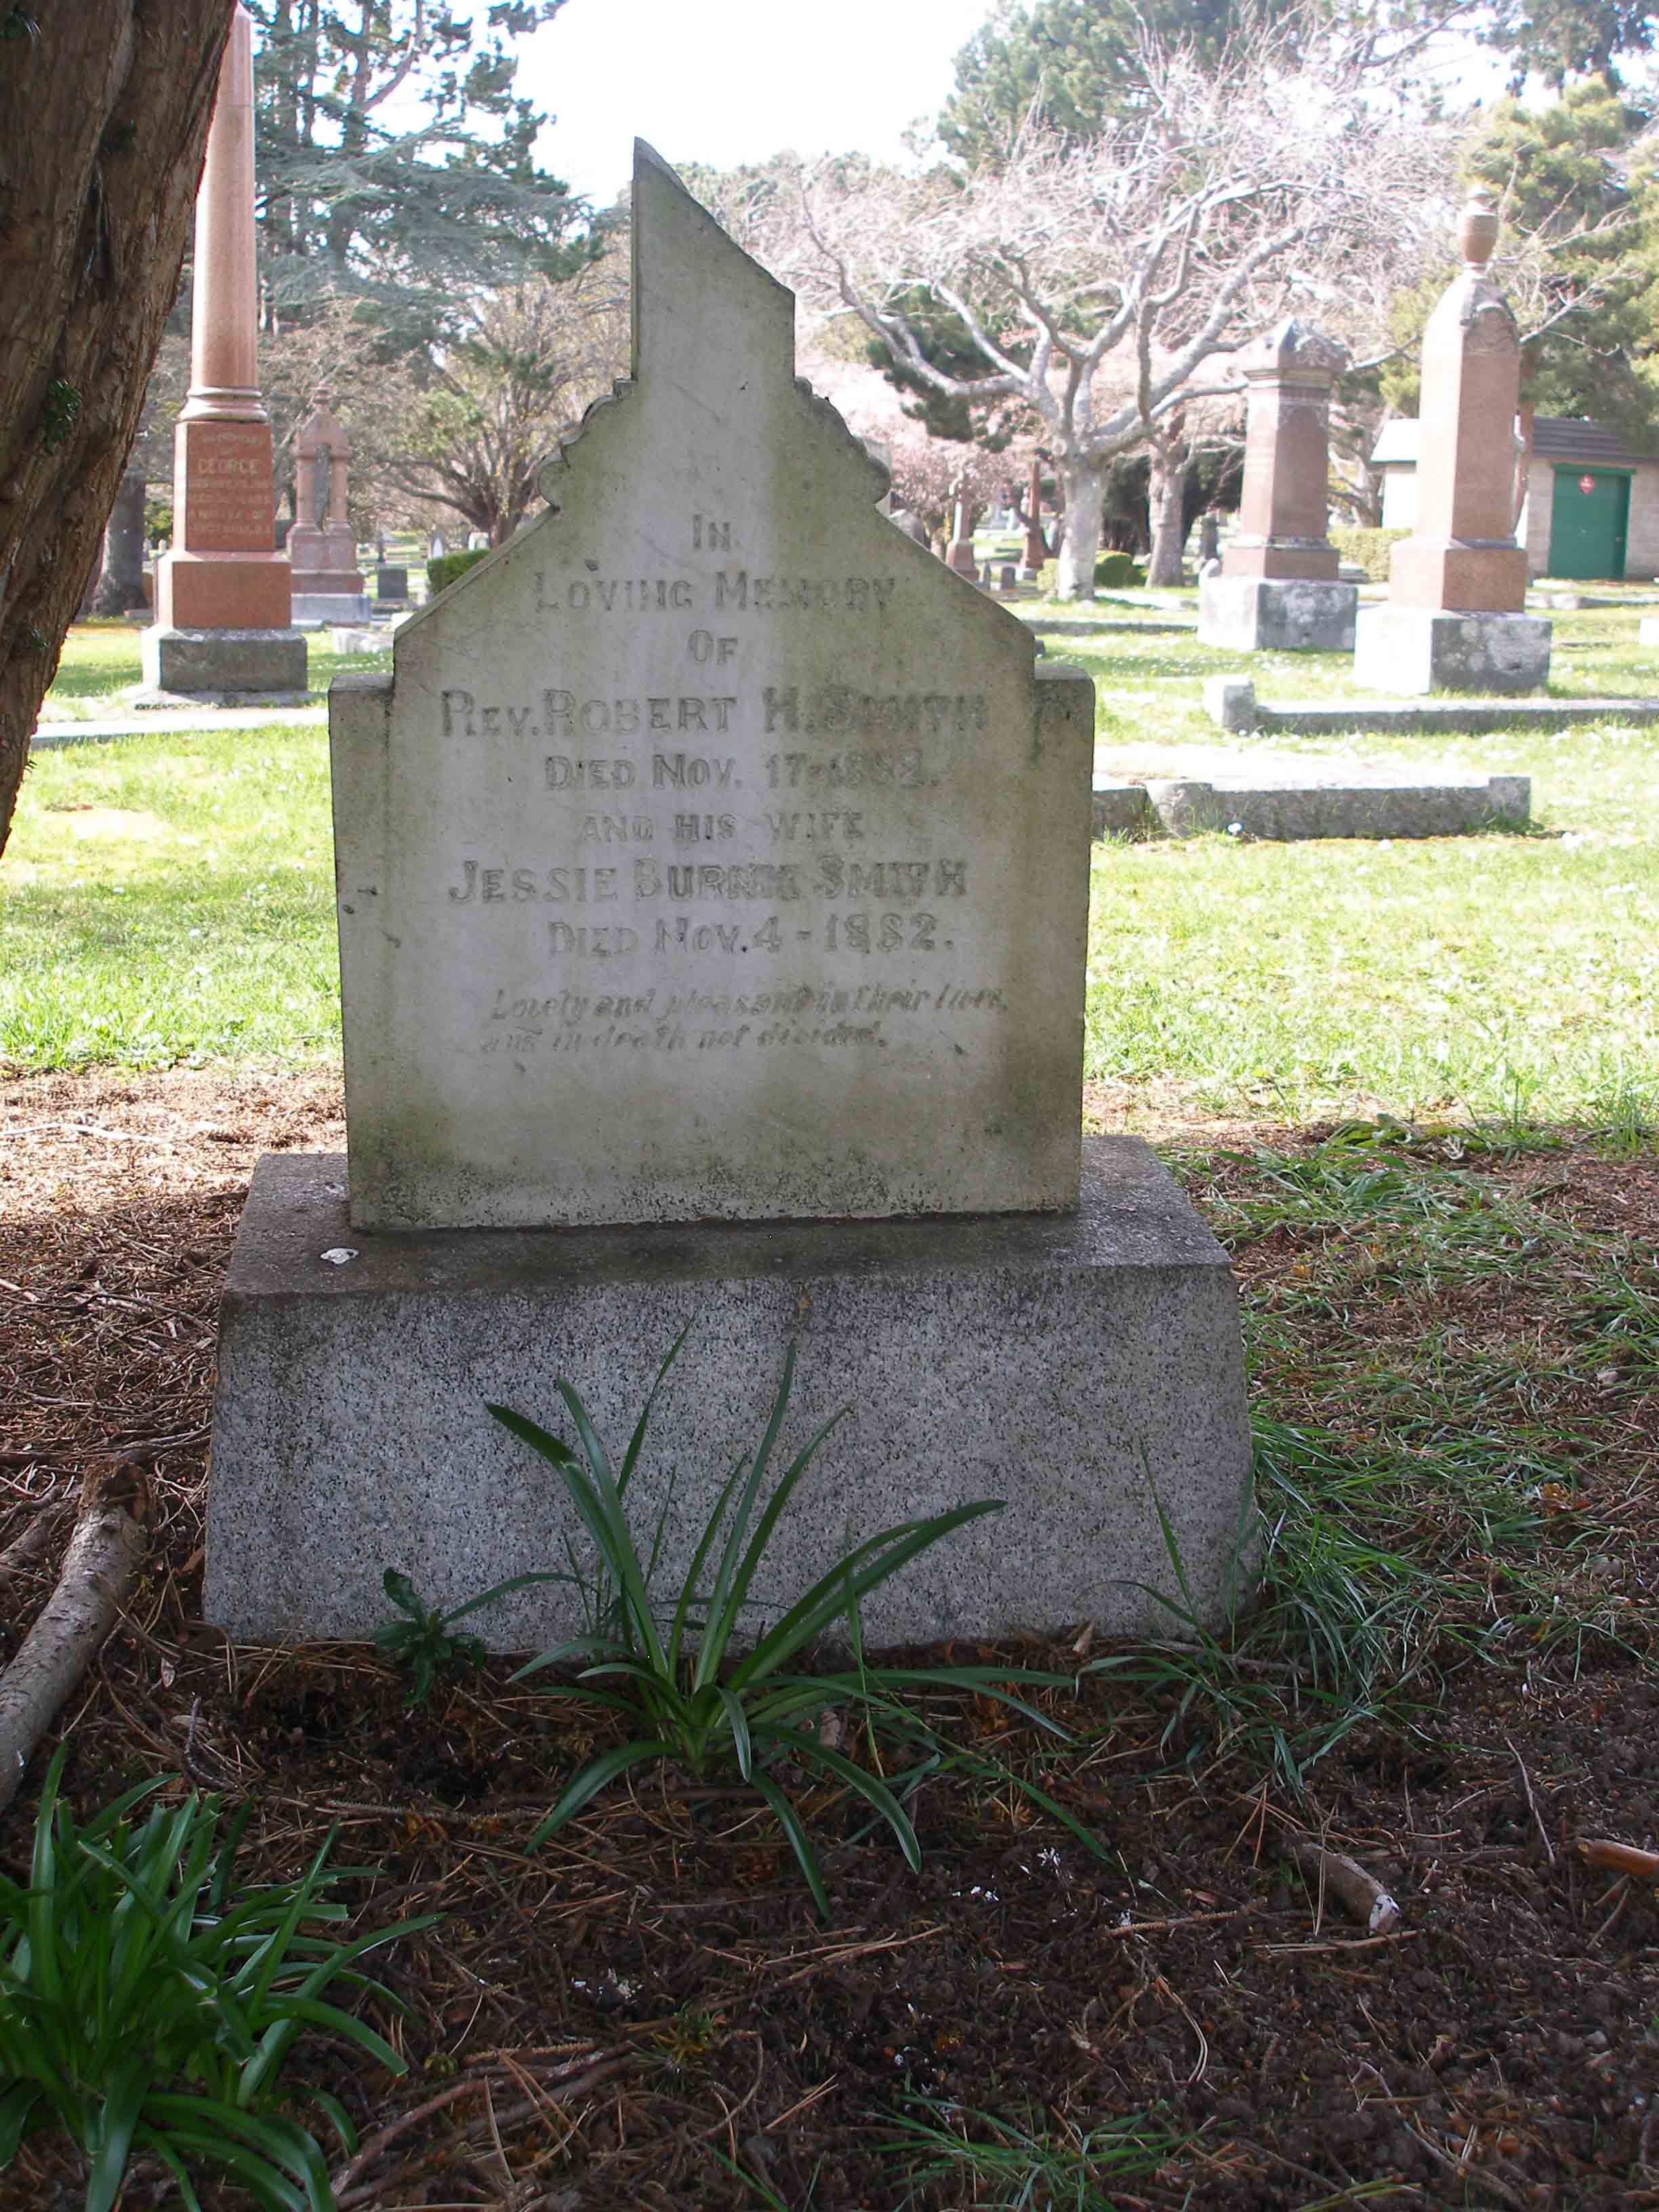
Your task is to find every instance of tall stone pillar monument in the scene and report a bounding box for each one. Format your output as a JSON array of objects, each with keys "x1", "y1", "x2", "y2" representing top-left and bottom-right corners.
[
  {"x1": 142, "y1": 4, "x2": 306, "y2": 700},
  {"x1": 1354, "y1": 197, "x2": 1551, "y2": 695},
  {"x1": 1199, "y1": 320, "x2": 1356, "y2": 652}
]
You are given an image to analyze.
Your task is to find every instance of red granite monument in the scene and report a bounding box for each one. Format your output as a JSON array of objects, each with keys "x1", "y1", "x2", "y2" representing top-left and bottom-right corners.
[
  {"x1": 142, "y1": 4, "x2": 305, "y2": 698},
  {"x1": 1200, "y1": 320, "x2": 1357, "y2": 651},
  {"x1": 1355, "y1": 197, "x2": 1551, "y2": 693},
  {"x1": 288, "y1": 408, "x2": 369, "y2": 623}
]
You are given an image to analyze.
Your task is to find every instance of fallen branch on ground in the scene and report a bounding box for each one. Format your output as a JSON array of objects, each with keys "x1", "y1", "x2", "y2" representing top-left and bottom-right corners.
[
  {"x1": 1288, "y1": 1839, "x2": 1402, "y2": 1935},
  {"x1": 329, "y1": 2051, "x2": 624, "y2": 2203},
  {"x1": 1578, "y1": 1837, "x2": 1659, "y2": 1879},
  {"x1": 0, "y1": 1495, "x2": 74, "y2": 1587},
  {"x1": 0, "y1": 1465, "x2": 147, "y2": 1818}
]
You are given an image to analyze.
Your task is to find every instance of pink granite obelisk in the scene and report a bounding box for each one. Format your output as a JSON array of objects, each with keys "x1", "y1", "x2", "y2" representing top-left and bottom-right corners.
[
  {"x1": 1198, "y1": 319, "x2": 1355, "y2": 651},
  {"x1": 1354, "y1": 197, "x2": 1551, "y2": 693},
  {"x1": 143, "y1": 3, "x2": 305, "y2": 697}
]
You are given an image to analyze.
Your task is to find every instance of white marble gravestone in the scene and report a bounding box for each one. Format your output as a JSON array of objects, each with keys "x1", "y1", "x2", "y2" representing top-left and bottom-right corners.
[
  {"x1": 206, "y1": 146, "x2": 1253, "y2": 1651},
  {"x1": 331, "y1": 143, "x2": 1092, "y2": 1230}
]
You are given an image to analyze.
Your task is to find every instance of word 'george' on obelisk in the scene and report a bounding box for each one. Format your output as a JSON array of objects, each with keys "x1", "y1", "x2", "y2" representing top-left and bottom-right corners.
[
  {"x1": 141, "y1": 3, "x2": 306, "y2": 702},
  {"x1": 1354, "y1": 196, "x2": 1551, "y2": 695},
  {"x1": 1197, "y1": 321, "x2": 1356, "y2": 652},
  {"x1": 203, "y1": 140, "x2": 1254, "y2": 1658},
  {"x1": 288, "y1": 408, "x2": 369, "y2": 623}
]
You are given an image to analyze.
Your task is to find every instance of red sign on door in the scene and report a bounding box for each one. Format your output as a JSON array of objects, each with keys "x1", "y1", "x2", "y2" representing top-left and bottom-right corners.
[{"x1": 1580, "y1": 474, "x2": 1598, "y2": 494}]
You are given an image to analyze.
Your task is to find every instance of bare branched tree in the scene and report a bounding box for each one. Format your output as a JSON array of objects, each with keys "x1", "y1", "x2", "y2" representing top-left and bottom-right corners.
[
  {"x1": 885, "y1": 426, "x2": 1034, "y2": 550},
  {"x1": 765, "y1": 16, "x2": 1457, "y2": 595},
  {"x1": 382, "y1": 258, "x2": 628, "y2": 543}
]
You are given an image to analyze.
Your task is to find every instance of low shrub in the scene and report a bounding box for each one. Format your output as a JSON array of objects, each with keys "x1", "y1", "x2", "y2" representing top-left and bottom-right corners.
[
  {"x1": 1094, "y1": 551, "x2": 1146, "y2": 588},
  {"x1": 426, "y1": 548, "x2": 490, "y2": 596},
  {"x1": 1330, "y1": 526, "x2": 1408, "y2": 582}
]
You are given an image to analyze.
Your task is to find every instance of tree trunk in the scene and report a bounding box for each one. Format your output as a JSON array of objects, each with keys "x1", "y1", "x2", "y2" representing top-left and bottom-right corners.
[
  {"x1": 1054, "y1": 461, "x2": 1106, "y2": 600},
  {"x1": 1146, "y1": 446, "x2": 1189, "y2": 587},
  {"x1": 1013, "y1": 495, "x2": 1054, "y2": 563},
  {"x1": 0, "y1": 0, "x2": 235, "y2": 861},
  {"x1": 91, "y1": 467, "x2": 149, "y2": 615}
]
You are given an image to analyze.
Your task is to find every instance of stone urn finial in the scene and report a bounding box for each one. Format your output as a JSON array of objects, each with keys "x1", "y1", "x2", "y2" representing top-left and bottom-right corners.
[{"x1": 1459, "y1": 194, "x2": 1501, "y2": 270}]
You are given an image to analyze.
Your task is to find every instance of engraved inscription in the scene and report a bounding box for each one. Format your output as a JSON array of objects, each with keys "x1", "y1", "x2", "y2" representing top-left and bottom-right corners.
[
  {"x1": 179, "y1": 421, "x2": 274, "y2": 554},
  {"x1": 763, "y1": 685, "x2": 985, "y2": 737},
  {"x1": 474, "y1": 974, "x2": 1010, "y2": 1059},
  {"x1": 531, "y1": 572, "x2": 898, "y2": 618},
  {"x1": 715, "y1": 571, "x2": 895, "y2": 614},
  {"x1": 438, "y1": 557, "x2": 1000, "y2": 1058}
]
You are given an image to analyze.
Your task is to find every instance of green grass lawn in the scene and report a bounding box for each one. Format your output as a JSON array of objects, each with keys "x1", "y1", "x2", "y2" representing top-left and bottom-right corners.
[
  {"x1": 4, "y1": 613, "x2": 1656, "y2": 1133},
  {"x1": 3, "y1": 722, "x2": 338, "y2": 1066}
]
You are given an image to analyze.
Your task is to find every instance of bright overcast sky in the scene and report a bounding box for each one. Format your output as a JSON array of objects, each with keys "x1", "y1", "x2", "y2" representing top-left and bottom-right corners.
[{"x1": 516, "y1": 0, "x2": 997, "y2": 208}]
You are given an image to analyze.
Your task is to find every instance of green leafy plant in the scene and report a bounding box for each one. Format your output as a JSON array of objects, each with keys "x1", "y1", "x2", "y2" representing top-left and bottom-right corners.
[
  {"x1": 0, "y1": 1748, "x2": 434, "y2": 2212},
  {"x1": 1092, "y1": 550, "x2": 1145, "y2": 588},
  {"x1": 490, "y1": 1336, "x2": 1075, "y2": 1912},
  {"x1": 373, "y1": 1565, "x2": 556, "y2": 1706}
]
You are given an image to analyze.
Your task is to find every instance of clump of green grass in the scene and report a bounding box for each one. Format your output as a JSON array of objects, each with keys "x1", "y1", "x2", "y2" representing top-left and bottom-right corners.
[
  {"x1": 493, "y1": 1331, "x2": 1074, "y2": 1915},
  {"x1": 1078, "y1": 1128, "x2": 1656, "y2": 1794},
  {"x1": 882, "y1": 2096, "x2": 1185, "y2": 2211}
]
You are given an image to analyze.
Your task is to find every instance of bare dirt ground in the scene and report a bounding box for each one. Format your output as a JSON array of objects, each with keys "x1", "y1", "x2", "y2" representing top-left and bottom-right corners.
[{"x1": 1, "y1": 1069, "x2": 1656, "y2": 2211}]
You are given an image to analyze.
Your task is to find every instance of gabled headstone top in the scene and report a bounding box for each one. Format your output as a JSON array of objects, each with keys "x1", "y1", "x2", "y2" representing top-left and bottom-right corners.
[
  {"x1": 295, "y1": 407, "x2": 351, "y2": 459},
  {"x1": 329, "y1": 142, "x2": 1094, "y2": 1231},
  {"x1": 1239, "y1": 318, "x2": 1350, "y2": 384}
]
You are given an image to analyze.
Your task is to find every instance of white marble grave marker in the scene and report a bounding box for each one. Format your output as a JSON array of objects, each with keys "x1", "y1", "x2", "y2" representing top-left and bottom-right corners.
[{"x1": 331, "y1": 144, "x2": 1094, "y2": 1229}]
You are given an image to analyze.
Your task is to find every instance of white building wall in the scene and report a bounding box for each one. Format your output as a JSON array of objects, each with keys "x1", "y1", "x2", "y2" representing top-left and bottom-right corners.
[
  {"x1": 1624, "y1": 463, "x2": 1659, "y2": 577},
  {"x1": 1379, "y1": 468, "x2": 1417, "y2": 530},
  {"x1": 1521, "y1": 457, "x2": 1552, "y2": 575}
]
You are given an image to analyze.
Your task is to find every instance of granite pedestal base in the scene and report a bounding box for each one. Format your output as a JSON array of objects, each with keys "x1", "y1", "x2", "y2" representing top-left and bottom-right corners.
[
  {"x1": 1198, "y1": 575, "x2": 1357, "y2": 652},
  {"x1": 1354, "y1": 606, "x2": 1552, "y2": 695},
  {"x1": 140, "y1": 626, "x2": 308, "y2": 699},
  {"x1": 291, "y1": 592, "x2": 371, "y2": 624},
  {"x1": 205, "y1": 1139, "x2": 1255, "y2": 1652}
]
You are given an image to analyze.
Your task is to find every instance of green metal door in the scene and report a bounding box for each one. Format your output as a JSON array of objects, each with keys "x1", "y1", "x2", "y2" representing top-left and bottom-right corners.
[{"x1": 1548, "y1": 468, "x2": 1630, "y2": 579}]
